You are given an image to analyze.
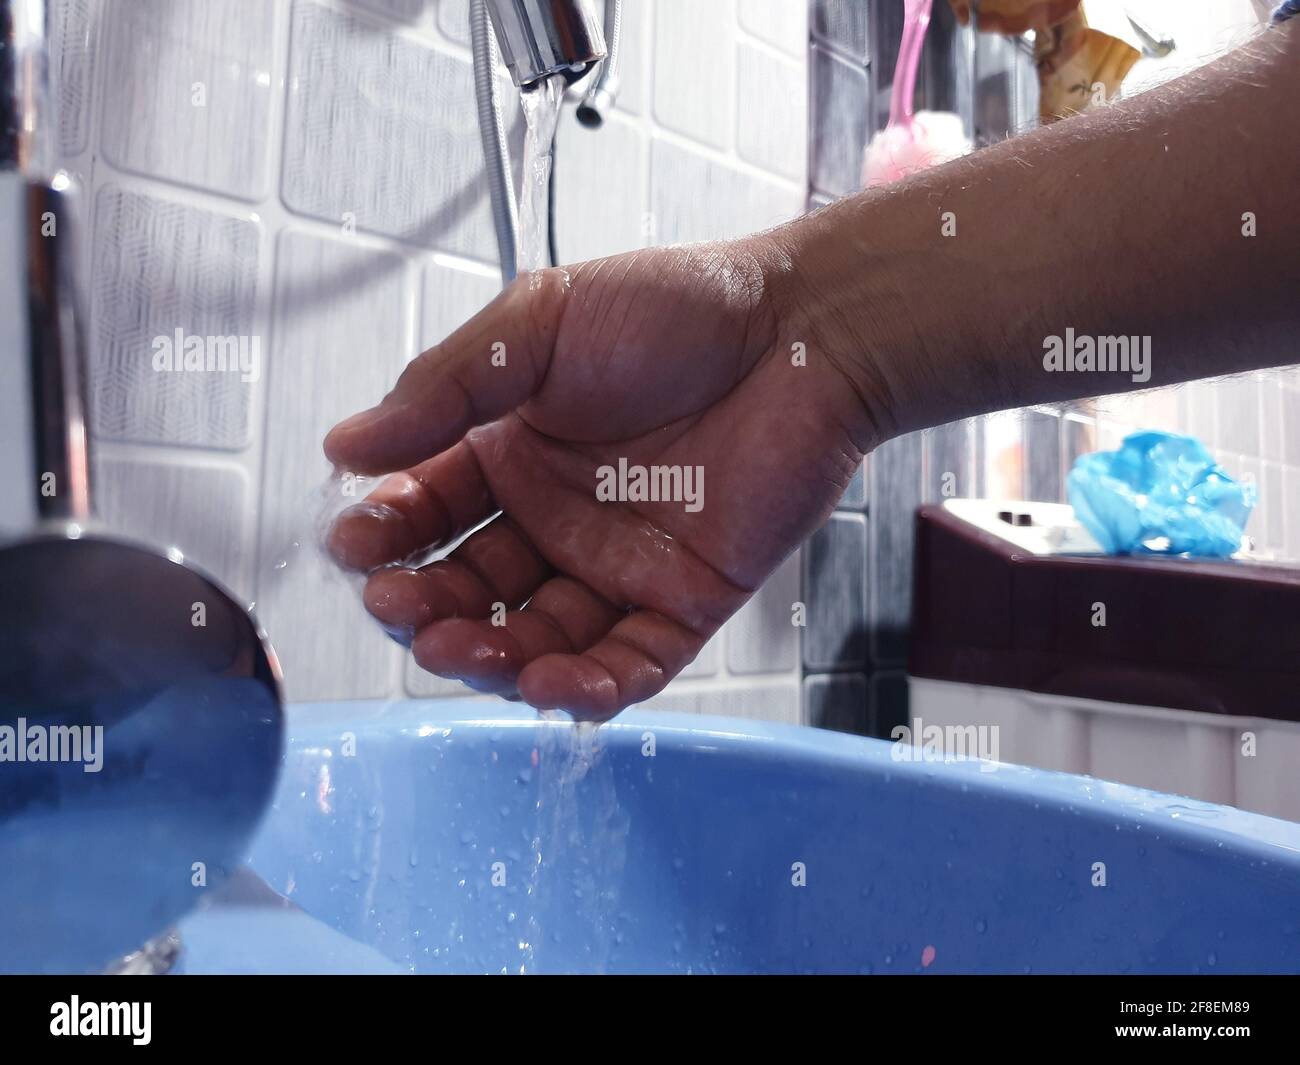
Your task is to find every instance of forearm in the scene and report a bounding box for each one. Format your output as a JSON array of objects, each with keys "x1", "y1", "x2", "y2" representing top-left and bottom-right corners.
[{"x1": 771, "y1": 20, "x2": 1300, "y2": 447}]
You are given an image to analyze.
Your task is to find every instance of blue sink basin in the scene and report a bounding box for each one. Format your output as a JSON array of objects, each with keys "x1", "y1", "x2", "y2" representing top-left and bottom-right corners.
[{"x1": 180, "y1": 700, "x2": 1300, "y2": 974}]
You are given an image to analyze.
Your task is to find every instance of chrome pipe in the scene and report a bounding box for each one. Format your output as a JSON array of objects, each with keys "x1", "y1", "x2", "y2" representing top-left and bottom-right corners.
[
  {"x1": 2, "y1": 0, "x2": 90, "y2": 523},
  {"x1": 1, "y1": 0, "x2": 52, "y2": 177}
]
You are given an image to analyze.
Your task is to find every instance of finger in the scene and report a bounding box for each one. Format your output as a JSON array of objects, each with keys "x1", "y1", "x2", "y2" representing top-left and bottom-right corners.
[
  {"x1": 409, "y1": 577, "x2": 624, "y2": 694},
  {"x1": 327, "y1": 441, "x2": 494, "y2": 571},
  {"x1": 323, "y1": 271, "x2": 567, "y2": 475},
  {"x1": 516, "y1": 611, "x2": 706, "y2": 721},
  {"x1": 361, "y1": 516, "x2": 551, "y2": 633}
]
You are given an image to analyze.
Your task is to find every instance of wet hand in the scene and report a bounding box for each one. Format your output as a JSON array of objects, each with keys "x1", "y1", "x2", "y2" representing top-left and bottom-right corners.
[{"x1": 323, "y1": 238, "x2": 876, "y2": 720}]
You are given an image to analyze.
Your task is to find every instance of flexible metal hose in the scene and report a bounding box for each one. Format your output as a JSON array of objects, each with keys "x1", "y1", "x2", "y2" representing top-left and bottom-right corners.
[{"x1": 470, "y1": 0, "x2": 518, "y2": 286}]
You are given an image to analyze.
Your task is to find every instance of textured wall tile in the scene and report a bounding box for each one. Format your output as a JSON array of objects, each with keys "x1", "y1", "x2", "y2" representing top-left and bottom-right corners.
[
  {"x1": 868, "y1": 0, "x2": 902, "y2": 132},
  {"x1": 284, "y1": 0, "x2": 510, "y2": 259},
  {"x1": 1012, "y1": 37, "x2": 1038, "y2": 134},
  {"x1": 100, "y1": 0, "x2": 275, "y2": 200},
  {"x1": 435, "y1": 0, "x2": 470, "y2": 44},
  {"x1": 1216, "y1": 374, "x2": 1262, "y2": 458},
  {"x1": 972, "y1": 29, "x2": 1016, "y2": 145},
  {"x1": 811, "y1": 0, "x2": 869, "y2": 63},
  {"x1": 837, "y1": 463, "x2": 866, "y2": 510},
  {"x1": 1023, "y1": 408, "x2": 1062, "y2": 502},
  {"x1": 97, "y1": 459, "x2": 251, "y2": 597},
  {"x1": 1236, "y1": 455, "x2": 1260, "y2": 545},
  {"x1": 387, "y1": 239, "x2": 542, "y2": 705},
  {"x1": 871, "y1": 670, "x2": 909, "y2": 739},
  {"x1": 256, "y1": 230, "x2": 411, "y2": 701},
  {"x1": 1134, "y1": 386, "x2": 1179, "y2": 431},
  {"x1": 90, "y1": 186, "x2": 260, "y2": 449},
  {"x1": 352, "y1": 0, "x2": 424, "y2": 22},
  {"x1": 736, "y1": 41, "x2": 807, "y2": 183},
  {"x1": 1227, "y1": 455, "x2": 1258, "y2": 548},
  {"x1": 803, "y1": 512, "x2": 867, "y2": 670},
  {"x1": 1181, "y1": 380, "x2": 1218, "y2": 448},
  {"x1": 924, "y1": 419, "x2": 975, "y2": 503},
  {"x1": 1096, "y1": 418, "x2": 1131, "y2": 453},
  {"x1": 805, "y1": 672, "x2": 868, "y2": 735},
  {"x1": 809, "y1": 45, "x2": 866, "y2": 197},
  {"x1": 653, "y1": 0, "x2": 735, "y2": 150},
  {"x1": 647, "y1": 679, "x2": 800, "y2": 725},
  {"x1": 739, "y1": 0, "x2": 807, "y2": 58},
  {"x1": 392, "y1": 252, "x2": 488, "y2": 693},
  {"x1": 406, "y1": 656, "x2": 478, "y2": 698},
  {"x1": 678, "y1": 633, "x2": 720, "y2": 679},
  {"x1": 50, "y1": 0, "x2": 99, "y2": 158},
  {"x1": 1286, "y1": 465, "x2": 1300, "y2": 559},
  {"x1": 868, "y1": 431, "x2": 922, "y2": 665},
  {"x1": 419, "y1": 258, "x2": 501, "y2": 349},
  {"x1": 980, "y1": 410, "x2": 1024, "y2": 500},
  {"x1": 1262, "y1": 462, "x2": 1284, "y2": 553},
  {"x1": 650, "y1": 137, "x2": 803, "y2": 243},
  {"x1": 1261, "y1": 375, "x2": 1284, "y2": 463},
  {"x1": 727, "y1": 551, "x2": 799, "y2": 674},
  {"x1": 1284, "y1": 388, "x2": 1300, "y2": 467},
  {"x1": 1094, "y1": 391, "x2": 1140, "y2": 428},
  {"x1": 1061, "y1": 414, "x2": 1096, "y2": 477},
  {"x1": 555, "y1": 112, "x2": 648, "y2": 262},
  {"x1": 605, "y1": 0, "x2": 649, "y2": 116}
]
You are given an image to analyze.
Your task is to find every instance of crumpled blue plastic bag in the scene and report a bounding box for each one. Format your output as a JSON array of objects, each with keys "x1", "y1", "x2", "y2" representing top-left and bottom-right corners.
[{"x1": 1066, "y1": 429, "x2": 1255, "y2": 558}]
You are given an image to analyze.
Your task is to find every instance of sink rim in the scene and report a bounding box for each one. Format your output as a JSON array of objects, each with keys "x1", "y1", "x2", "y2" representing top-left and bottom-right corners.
[{"x1": 272, "y1": 698, "x2": 1300, "y2": 868}]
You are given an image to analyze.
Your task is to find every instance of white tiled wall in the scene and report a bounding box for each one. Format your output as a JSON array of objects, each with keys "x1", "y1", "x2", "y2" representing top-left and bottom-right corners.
[{"x1": 34, "y1": 0, "x2": 810, "y2": 720}]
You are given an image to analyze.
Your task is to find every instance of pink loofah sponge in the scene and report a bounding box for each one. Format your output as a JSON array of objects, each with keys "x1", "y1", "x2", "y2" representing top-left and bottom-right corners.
[{"x1": 861, "y1": 109, "x2": 971, "y2": 186}]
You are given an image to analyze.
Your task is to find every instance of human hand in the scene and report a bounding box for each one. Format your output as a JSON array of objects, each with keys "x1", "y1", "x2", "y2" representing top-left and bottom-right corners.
[{"x1": 323, "y1": 237, "x2": 879, "y2": 720}]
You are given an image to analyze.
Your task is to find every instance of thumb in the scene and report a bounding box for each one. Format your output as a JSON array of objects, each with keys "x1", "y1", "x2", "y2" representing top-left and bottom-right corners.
[{"x1": 324, "y1": 270, "x2": 565, "y2": 474}]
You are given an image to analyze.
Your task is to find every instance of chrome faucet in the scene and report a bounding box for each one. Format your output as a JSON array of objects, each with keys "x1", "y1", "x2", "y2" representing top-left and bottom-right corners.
[
  {"x1": 470, "y1": 0, "x2": 613, "y2": 284},
  {"x1": 484, "y1": 0, "x2": 607, "y2": 89}
]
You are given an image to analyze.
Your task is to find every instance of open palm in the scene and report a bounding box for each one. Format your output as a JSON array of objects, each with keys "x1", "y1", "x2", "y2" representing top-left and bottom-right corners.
[{"x1": 324, "y1": 239, "x2": 873, "y2": 719}]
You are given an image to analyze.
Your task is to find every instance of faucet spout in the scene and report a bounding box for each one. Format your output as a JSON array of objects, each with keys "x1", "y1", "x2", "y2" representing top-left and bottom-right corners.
[{"x1": 484, "y1": 0, "x2": 607, "y2": 90}]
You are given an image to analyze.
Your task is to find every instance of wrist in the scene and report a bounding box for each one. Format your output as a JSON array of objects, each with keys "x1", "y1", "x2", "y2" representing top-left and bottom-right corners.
[{"x1": 762, "y1": 202, "x2": 921, "y2": 452}]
